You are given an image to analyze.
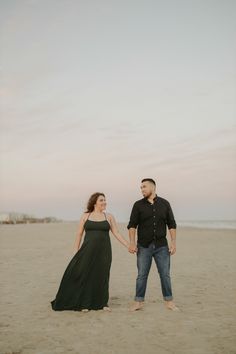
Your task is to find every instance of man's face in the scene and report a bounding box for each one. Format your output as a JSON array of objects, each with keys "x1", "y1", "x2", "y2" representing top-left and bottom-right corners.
[{"x1": 140, "y1": 181, "x2": 155, "y2": 198}]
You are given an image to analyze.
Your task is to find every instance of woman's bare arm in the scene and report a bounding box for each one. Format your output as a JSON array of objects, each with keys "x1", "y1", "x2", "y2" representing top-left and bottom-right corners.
[
  {"x1": 73, "y1": 213, "x2": 87, "y2": 253},
  {"x1": 108, "y1": 214, "x2": 129, "y2": 249}
]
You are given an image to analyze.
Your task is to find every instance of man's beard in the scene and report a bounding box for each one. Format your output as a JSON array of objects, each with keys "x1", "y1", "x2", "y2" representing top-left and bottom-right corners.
[{"x1": 144, "y1": 192, "x2": 152, "y2": 198}]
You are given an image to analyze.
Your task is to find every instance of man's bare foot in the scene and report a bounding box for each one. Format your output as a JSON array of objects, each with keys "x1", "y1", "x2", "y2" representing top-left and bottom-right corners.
[
  {"x1": 103, "y1": 306, "x2": 112, "y2": 312},
  {"x1": 165, "y1": 300, "x2": 180, "y2": 311},
  {"x1": 129, "y1": 301, "x2": 144, "y2": 312}
]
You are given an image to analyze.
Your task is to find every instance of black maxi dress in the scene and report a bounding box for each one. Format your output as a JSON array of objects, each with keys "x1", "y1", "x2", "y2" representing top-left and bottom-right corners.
[{"x1": 50, "y1": 213, "x2": 112, "y2": 311}]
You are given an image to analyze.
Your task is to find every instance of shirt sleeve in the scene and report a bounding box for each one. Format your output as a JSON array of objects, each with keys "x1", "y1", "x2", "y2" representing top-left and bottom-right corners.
[
  {"x1": 127, "y1": 202, "x2": 139, "y2": 229},
  {"x1": 166, "y1": 202, "x2": 177, "y2": 229}
]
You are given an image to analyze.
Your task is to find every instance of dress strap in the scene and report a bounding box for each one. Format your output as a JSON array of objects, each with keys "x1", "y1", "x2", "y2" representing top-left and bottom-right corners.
[
  {"x1": 103, "y1": 212, "x2": 111, "y2": 226},
  {"x1": 86, "y1": 212, "x2": 91, "y2": 221}
]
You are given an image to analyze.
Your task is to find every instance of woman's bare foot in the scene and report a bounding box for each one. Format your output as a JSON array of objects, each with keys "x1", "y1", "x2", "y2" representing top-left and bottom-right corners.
[
  {"x1": 103, "y1": 306, "x2": 112, "y2": 312},
  {"x1": 165, "y1": 300, "x2": 180, "y2": 311},
  {"x1": 129, "y1": 301, "x2": 144, "y2": 312},
  {"x1": 81, "y1": 309, "x2": 89, "y2": 312}
]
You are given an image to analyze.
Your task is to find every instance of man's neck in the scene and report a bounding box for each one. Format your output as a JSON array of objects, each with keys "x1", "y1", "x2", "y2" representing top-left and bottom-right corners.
[{"x1": 147, "y1": 193, "x2": 157, "y2": 203}]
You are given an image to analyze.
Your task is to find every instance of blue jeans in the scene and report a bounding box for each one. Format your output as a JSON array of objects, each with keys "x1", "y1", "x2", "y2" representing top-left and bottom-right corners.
[{"x1": 135, "y1": 241, "x2": 173, "y2": 301}]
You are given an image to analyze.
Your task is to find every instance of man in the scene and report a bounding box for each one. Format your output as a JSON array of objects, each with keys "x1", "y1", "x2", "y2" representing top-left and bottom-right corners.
[{"x1": 127, "y1": 178, "x2": 179, "y2": 311}]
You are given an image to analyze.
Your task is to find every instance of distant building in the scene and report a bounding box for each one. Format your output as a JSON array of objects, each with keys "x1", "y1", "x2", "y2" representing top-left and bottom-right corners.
[
  {"x1": 0, "y1": 212, "x2": 61, "y2": 224},
  {"x1": 0, "y1": 213, "x2": 11, "y2": 223}
]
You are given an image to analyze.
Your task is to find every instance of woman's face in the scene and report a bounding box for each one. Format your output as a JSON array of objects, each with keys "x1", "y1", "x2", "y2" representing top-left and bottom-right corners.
[{"x1": 95, "y1": 195, "x2": 107, "y2": 211}]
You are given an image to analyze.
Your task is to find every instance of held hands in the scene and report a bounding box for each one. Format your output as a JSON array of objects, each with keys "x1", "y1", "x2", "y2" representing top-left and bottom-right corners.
[{"x1": 128, "y1": 242, "x2": 137, "y2": 254}]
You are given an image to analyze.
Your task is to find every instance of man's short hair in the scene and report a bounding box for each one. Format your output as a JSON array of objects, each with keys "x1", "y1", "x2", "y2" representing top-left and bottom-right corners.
[{"x1": 141, "y1": 178, "x2": 156, "y2": 186}]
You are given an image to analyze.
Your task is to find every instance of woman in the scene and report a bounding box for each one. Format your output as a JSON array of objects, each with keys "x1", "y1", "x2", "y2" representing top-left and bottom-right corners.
[{"x1": 50, "y1": 192, "x2": 129, "y2": 312}]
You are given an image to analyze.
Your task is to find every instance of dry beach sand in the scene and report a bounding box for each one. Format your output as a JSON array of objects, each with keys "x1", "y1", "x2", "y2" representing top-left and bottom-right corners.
[{"x1": 0, "y1": 222, "x2": 236, "y2": 354}]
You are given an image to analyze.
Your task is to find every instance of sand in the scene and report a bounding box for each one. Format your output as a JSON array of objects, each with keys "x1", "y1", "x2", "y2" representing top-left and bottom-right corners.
[{"x1": 0, "y1": 222, "x2": 236, "y2": 354}]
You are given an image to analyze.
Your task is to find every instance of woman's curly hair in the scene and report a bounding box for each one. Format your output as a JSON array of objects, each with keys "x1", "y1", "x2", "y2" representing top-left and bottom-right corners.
[{"x1": 85, "y1": 192, "x2": 105, "y2": 213}]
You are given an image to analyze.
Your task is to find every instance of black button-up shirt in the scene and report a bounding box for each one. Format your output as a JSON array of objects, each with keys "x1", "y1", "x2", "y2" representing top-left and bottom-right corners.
[{"x1": 127, "y1": 195, "x2": 177, "y2": 248}]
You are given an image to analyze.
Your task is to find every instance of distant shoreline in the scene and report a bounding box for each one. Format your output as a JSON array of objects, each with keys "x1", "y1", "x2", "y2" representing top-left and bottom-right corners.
[{"x1": 1, "y1": 221, "x2": 235, "y2": 231}]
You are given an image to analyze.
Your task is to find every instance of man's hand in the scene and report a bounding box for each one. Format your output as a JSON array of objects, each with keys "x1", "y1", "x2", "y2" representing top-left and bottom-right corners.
[
  {"x1": 128, "y1": 243, "x2": 137, "y2": 254},
  {"x1": 169, "y1": 241, "x2": 176, "y2": 255}
]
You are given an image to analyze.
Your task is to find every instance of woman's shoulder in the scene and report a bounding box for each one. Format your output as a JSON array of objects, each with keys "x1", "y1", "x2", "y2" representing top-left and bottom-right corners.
[
  {"x1": 106, "y1": 212, "x2": 115, "y2": 222},
  {"x1": 81, "y1": 212, "x2": 90, "y2": 222}
]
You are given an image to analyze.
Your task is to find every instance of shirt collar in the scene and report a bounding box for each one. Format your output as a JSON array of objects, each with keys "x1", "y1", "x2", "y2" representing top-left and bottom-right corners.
[{"x1": 143, "y1": 194, "x2": 158, "y2": 203}]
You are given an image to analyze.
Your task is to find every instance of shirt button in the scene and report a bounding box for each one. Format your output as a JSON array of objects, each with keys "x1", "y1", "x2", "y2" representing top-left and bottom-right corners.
[{"x1": 154, "y1": 215, "x2": 155, "y2": 218}]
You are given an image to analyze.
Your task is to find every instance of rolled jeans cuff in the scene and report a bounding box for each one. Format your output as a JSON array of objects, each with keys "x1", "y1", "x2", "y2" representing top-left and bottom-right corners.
[
  {"x1": 134, "y1": 296, "x2": 145, "y2": 302},
  {"x1": 164, "y1": 296, "x2": 173, "y2": 301}
]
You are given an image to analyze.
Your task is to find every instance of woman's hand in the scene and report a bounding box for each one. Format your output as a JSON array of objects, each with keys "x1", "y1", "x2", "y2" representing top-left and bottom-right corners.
[
  {"x1": 72, "y1": 248, "x2": 78, "y2": 256},
  {"x1": 128, "y1": 242, "x2": 137, "y2": 254}
]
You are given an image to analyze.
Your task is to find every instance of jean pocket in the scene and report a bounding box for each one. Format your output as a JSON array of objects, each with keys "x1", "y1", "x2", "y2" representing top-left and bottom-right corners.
[
  {"x1": 158, "y1": 245, "x2": 169, "y2": 252},
  {"x1": 137, "y1": 243, "x2": 143, "y2": 248}
]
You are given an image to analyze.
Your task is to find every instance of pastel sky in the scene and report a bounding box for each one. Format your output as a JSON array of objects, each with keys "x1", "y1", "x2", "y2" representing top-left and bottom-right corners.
[{"x1": 1, "y1": 0, "x2": 236, "y2": 221}]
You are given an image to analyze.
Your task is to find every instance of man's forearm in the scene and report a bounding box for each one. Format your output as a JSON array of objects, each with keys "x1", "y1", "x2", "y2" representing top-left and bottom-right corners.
[
  {"x1": 169, "y1": 228, "x2": 176, "y2": 243},
  {"x1": 129, "y1": 228, "x2": 136, "y2": 244}
]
